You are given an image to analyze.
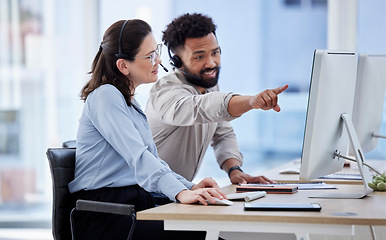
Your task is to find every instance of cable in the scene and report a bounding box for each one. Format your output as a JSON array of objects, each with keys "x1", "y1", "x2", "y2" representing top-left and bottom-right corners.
[
  {"x1": 372, "y1": 133, "x2": 386, "y2": 139},
  {"x1": 334, "y1": 153, "x2": 381, "y2": 176}
]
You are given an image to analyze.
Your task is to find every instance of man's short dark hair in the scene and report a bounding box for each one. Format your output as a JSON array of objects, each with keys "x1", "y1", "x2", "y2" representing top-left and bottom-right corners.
[{"x1": 162, "y1": 13, "x2": 217, "y2": 53}]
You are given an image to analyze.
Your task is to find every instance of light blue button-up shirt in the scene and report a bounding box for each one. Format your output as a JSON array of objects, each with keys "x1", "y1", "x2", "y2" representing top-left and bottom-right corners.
[{"x1": 68, "y1": 84, "x2": 194, "y2": 201}]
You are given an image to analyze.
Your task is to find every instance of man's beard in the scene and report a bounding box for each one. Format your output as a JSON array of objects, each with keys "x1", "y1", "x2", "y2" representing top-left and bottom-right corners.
[{"x1": 180, "y1": 66, "x2": 220, "y2": 89}]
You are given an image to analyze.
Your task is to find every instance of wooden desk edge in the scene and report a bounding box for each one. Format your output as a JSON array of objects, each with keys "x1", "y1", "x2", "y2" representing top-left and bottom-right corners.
[{"x1": 137, "y1": 204, "x2": 386, "y2": 226}]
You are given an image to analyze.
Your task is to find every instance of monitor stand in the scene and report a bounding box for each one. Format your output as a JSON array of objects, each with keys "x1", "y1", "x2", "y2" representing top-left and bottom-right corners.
[{"x1": 309, "y1": 113, "x2": 373, "y2": 199}]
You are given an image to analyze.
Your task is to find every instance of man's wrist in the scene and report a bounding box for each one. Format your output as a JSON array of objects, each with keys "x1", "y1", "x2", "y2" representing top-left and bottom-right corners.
[{"x1": 228, "y1": 165, "x2": 243, "y2": 177}]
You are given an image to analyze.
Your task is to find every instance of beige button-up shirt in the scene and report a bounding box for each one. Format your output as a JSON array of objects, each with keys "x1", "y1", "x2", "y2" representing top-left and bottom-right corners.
[{"x1": 145, "y1": 71, "x2": 243, "y2": 181}]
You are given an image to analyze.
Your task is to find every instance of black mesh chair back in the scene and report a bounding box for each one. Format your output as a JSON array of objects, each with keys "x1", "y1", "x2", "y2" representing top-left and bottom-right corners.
[{"x1": 47, "y1": 147, "x2": 76, "y2": 240}]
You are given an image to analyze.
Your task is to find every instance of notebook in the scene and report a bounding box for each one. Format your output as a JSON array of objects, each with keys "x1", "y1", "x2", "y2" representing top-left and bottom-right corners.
[{"x1": 236, "y1": 185, "x2": 298, "y2": 194}]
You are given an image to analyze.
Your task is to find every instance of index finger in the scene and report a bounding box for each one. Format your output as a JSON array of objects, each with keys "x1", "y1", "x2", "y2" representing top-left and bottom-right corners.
[
  {"x1": 272, "y1": 84, "x2": 289, "y2": 95},
  {"x1": 209, "y1": 188, "x2": 228, "y2": 200}
]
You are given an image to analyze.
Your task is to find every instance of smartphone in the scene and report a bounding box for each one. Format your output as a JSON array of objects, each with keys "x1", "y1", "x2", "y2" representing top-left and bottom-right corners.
[{"x1": 244, "y1": 203, "x2": 322, "y2": 212}]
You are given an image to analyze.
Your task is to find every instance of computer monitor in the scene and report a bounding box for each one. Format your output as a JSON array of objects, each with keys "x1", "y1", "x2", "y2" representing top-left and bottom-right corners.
[
  {"x1": 351, "y1": 54, "x2": 386, "y2": 153},
  {"x1": 299, "y1": 49, "x2": 373, "y2": 198}
]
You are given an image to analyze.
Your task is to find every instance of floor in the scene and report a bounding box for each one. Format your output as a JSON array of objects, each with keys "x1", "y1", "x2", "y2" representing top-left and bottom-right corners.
[
  {"x1": 1, "y1": 228, "x2": 385, "y2": 240},
  {"x1": 0, "y1": 229, "x2": 52, "y2": 240}
]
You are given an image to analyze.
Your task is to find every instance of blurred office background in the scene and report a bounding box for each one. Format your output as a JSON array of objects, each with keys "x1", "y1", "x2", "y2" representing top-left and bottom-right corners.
[{"x1": 0, "y1": 0, "x2": 386, "y2": 237}]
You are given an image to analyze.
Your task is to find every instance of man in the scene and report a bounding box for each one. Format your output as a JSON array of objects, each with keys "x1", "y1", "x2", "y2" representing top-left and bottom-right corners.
[{"x1": 145, "y1": 13, "x2": 288, "y2": 184}]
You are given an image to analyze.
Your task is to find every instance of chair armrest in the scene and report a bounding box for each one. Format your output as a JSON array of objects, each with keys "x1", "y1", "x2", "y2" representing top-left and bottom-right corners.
[
  {"x1": 72, "y1": 200, "x2": 136, "y2": 240},
  {"x1": 76, "y1": 199, "x2": 135, "y2": 216}
]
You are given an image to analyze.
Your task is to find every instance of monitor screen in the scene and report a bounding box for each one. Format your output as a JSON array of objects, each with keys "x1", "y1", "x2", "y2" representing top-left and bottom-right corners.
[
  {"x1": 299, "y1": 50, "x2": 358, "y2": 181},
  {"x1": 351, "y1": 54, "x2": 386, "y2": 153}
]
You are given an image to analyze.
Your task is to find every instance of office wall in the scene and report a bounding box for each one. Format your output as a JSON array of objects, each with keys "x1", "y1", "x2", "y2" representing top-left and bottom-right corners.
[{"x1": 0, "y1": 0, "x2": 385, "y2": 228}]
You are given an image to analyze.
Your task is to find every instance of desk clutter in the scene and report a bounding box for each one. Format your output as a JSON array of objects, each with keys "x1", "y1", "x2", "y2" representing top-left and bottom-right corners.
[
  {"x1": 239, "y1": 182, "x2": 336, "y2": 190},
  {"x1": 226, "y1": 191, "x2": 266, "y2": 201},
  {"x1": 236, "y1": 185, "x2": 298, "y2": 194},
  {"x1": 200, "y1": 191, "x2": 267, "y2": 206}
]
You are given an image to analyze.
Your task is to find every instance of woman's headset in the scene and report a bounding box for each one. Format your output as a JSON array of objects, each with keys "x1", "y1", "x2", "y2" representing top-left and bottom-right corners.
[{"x1": 115, "y1": 20, "x2": 130, "y2": 59}]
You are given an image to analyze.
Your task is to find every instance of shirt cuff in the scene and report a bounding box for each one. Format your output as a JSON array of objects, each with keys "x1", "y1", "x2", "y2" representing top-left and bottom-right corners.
[
  {"x1": 223, "y1": 92, "x2": 240, "y2": 119},
  {"x1": 157, "y1": 172, "x2": 188, "y2": 202}
]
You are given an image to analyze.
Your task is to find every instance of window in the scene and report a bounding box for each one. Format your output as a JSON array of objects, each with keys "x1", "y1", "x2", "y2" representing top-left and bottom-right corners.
[{"x1": 0, "y1": 110, "x2": 19, "y2": 157}]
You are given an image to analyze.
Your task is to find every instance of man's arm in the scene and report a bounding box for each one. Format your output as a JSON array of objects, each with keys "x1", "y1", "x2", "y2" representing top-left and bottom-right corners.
[
  {"x1": 148, "y1": 85, "x2": 237, "y2": 126},
  {"x1": 211, "y1": 117, "x2": 276, "y2": 184},
  {"x1": 227, "y1": 84, "x2": 288, "y2": 117},
  {"x1": 221, "y1": 158, "x2": 275, "y2": 184}
]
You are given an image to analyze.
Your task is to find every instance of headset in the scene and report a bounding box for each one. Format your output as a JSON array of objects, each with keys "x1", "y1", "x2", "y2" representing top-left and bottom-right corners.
[
  {"x1": 168, "y1": 48, "x2": 182, "y2": 68},
  {"x1": 115, "y1": 19, "x2": 168, "y2": 72},
  {"x1": 115, "y1": 20, "x2": 130, "y2": 59}
]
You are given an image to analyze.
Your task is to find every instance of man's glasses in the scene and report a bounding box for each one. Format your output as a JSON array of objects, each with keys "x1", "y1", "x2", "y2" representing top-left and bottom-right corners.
[{"x1": 134, "y1": 44, "x2": 162, "y2": 66}]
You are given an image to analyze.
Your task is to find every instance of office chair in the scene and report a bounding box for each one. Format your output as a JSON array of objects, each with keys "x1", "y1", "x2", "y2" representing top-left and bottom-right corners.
[
  {"x1": 62, "y1": 140, "x2": 76, "y2": 148},
  {"x1": 46, "y1": 147, "x2": 136, "y2": 240}
]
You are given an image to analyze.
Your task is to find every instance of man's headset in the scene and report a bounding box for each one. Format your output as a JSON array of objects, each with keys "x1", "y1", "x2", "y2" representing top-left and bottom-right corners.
[{"x1": 168, "y1": 48, "x2": 183, "y2": 68}]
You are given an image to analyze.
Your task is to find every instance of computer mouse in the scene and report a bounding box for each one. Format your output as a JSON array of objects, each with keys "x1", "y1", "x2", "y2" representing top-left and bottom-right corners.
[{"x1": 205, "y1": 197, "x2": 233, "y2": 206}]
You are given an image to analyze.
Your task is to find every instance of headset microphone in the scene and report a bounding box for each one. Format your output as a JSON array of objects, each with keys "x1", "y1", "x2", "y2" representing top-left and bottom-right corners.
[
  {"x1": 178, "y1": 68, "x2": 202, "y2": 81},
  {"x1": 178, "y1": 68, "x2": 219, "y2": 89},
  {"x1": 160, "y1": 63, "x2": 168, "y2": 72}
]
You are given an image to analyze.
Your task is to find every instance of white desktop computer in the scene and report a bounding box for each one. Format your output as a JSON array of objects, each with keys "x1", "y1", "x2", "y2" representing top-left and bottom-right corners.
[{"x1": 299, "y1": 49, "x2": 373, "y2": 198}]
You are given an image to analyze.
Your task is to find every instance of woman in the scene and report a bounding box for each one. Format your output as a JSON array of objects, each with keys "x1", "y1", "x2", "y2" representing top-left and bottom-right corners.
[{"x1": 68, "y1": 19, "x2": 226, "y2": 240}]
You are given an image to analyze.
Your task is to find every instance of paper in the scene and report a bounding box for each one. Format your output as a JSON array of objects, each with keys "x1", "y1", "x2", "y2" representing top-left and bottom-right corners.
[{"x1": 239, "y1": 182, "x2": 336, "y2": 190}]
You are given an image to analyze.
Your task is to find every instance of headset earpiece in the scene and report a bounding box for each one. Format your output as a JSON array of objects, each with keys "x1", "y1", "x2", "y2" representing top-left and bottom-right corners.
[
  {"x1": 168, "y1": 48, "x2": 182, "y2": 68},
  {"x1": 170, "y1": 55, "x2": 182, "y2": 68}
]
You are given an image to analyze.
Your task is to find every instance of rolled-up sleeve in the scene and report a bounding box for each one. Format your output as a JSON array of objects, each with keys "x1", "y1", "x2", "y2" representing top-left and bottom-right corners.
[{"x1": 150, "y1": 81, "x2": 238, "y2": 126}]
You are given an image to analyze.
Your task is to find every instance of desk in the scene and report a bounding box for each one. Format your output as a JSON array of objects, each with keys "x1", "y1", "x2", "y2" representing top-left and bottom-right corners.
[{"x1": 137, "y1": 184, "x2": 386, "y2": 240}]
